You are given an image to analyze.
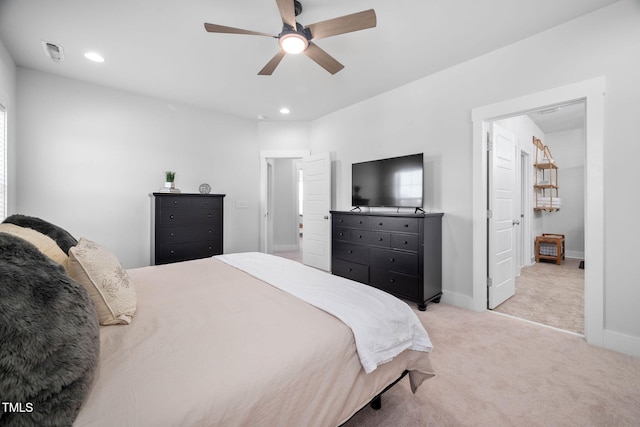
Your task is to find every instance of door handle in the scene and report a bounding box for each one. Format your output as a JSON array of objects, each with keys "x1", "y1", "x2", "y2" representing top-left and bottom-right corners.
[{"x1": 512, "y1": 219, "x2": 521, "y2": 225}]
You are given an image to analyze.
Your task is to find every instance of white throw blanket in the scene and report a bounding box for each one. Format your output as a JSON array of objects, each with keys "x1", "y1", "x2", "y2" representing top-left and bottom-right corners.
[{"x1": 216, "y1": 252, "x2": 433, "y2": 373}]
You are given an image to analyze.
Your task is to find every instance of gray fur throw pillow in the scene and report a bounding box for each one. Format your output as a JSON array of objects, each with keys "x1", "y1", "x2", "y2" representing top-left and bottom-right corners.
[
  {"x1": 3, "y1": 214, "x2": 78, "y2": 253},
  {"x1": 0, "y1": 233, "x2": 100, "y2": 426}
]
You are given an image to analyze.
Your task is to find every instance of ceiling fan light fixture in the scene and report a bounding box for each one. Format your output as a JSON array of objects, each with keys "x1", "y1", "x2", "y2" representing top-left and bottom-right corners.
[{"x1": 279, "y1": 32, "x2": 308, "y2": 54}]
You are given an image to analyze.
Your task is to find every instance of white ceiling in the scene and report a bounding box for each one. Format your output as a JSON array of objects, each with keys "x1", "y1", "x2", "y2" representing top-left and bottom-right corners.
[{"x1": 0, "y1": 0, "x2": 618, "y2": 122}]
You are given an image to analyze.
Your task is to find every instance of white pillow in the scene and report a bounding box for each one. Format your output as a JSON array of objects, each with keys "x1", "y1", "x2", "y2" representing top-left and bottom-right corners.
[{"x1": 68, "y1": 238, "x2": 136, "y2": 325}]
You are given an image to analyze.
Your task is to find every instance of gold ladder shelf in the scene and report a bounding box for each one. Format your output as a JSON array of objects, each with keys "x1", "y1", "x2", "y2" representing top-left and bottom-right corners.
[{"x1": 533, "y1": 137, "x2": 559, "y2": 211}]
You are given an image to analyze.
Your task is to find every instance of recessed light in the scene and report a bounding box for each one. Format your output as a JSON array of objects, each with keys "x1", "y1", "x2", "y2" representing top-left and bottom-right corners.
[
  {"x1": 280, "y1": 107, "x2": 291, "y2": 115},
  {"x1": 84, "y1": 52, "x2": 105, "y2": 63}
]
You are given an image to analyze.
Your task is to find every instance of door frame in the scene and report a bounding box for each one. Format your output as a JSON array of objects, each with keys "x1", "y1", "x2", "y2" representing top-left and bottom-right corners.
[
  {"x1": 260, "y1": 150, "x2": 310, "y2": 253},
  {"x1": 471, "y1": 77, "x2": 605, "y2": 347}
]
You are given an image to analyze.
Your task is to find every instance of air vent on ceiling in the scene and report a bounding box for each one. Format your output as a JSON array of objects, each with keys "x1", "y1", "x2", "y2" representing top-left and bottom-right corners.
[{"x1": 41, "y1": 41, "x2": 65, "y2": 62}]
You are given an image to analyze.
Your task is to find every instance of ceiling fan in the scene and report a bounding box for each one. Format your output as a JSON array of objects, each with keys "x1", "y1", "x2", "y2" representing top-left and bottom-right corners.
[{"x1": 204, "y1": 0, "x2": 376, "y2": 75}]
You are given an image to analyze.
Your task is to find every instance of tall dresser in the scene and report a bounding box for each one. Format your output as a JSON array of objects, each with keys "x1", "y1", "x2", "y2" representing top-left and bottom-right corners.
[
  {"x1": 330, "y1": 211, "x2": 443, "y2": 310},
  {"x1": 151, "y1": 193, "x2": 225, "y2": 265}
]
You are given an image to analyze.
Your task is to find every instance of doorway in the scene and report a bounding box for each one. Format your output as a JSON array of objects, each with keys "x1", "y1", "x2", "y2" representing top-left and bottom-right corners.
[
  {"x1": 260, "y1": 150, "x2": 309, "y2": 257},
  {"x1": 471, "y1": 77, "x2": 605, "y2": 348},
  {"x1": 489, "y1": 106, "x2": 586, "y2": 334},
  {"x1": 259, "y1": 150, "x2": 332, "y2": 271}
]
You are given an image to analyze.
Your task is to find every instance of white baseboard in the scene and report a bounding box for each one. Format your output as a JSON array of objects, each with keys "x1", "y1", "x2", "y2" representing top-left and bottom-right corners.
[
  {"x1": 566, "y1": 251, "x2": 585, "y2": 259},
  {"x1": 603, "y1": 330, "x2": 640, "y2": 358},
  {"x1": 441, "y1": 290, "x2": 480, "y2": 312}
]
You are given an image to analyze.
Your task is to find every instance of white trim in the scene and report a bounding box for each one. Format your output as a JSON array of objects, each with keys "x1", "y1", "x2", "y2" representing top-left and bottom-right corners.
[
  {"x1": 604, "y1": 330, "x2": 640, "y2": 358},
  {"x1": 471, "y1": 77, "x2": 606, "y2": 349},
  {"x1": 260, "y1": 150, "x2": 310, "y2": 253}
]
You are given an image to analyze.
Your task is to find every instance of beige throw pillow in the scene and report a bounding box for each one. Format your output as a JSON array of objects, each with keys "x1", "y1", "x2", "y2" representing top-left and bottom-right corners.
[
  {"x1": 68, "y1": 238, "x2": 136, "y2": 325},
  {"x1": 0, "y1": 223, "x2": 68, "y2": 268}
]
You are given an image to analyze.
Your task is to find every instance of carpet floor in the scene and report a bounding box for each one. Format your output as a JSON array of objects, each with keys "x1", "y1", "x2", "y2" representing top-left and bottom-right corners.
[
  {"x1": 344, "y1": 303, "x2": 640, "y2": 427},
  {"x1": 493, "y1": 258, "x2": 584, "y2": 334}
]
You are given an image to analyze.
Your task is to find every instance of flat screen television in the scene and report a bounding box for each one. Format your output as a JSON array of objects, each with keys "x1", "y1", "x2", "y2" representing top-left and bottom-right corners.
[{"x1": 352, "y1": 153, "x2": 423, "y2": 208}]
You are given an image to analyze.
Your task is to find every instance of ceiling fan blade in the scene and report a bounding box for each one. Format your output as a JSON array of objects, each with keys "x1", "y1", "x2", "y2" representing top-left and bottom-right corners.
[
  {"x1": 306, "y1": 9, "x2": 376, "y2": 40},
  {"x1": 304, "y1": 42, "x2": 344, "y2": 75},
  {"x1": 258, "y1": 50, "x2": 287, "y2": 75},
  {"x1": 275, "y1": 0, "x2": 297, "y2": 28},
  {"x1": 204, "y1": 23, "x2": 274, "y2": 37}
]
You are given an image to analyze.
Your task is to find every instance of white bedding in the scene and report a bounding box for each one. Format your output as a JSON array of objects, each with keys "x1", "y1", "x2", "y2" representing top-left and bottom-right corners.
[{"x1": 216, "y1": 252, "x2": 433, "y2": 373}]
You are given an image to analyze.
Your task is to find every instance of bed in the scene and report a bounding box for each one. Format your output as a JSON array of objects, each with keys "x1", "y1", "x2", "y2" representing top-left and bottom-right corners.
[{"x1": 0, "y1": 216, "x2": 435, "y2": 427}]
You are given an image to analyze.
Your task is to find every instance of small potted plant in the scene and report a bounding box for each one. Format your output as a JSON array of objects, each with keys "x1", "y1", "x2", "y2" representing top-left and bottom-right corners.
[{"x1": 164, "y1": 171, "x2": 176, "y2": 189}]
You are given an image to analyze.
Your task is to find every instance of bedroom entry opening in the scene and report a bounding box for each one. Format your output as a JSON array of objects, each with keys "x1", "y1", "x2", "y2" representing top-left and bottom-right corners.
[
  {"x1": 486, "y1": 103, "x2": 586, "y2": 335},
  {"x1": 260, "y1": 151, "x2": 332, "y2": 271},
  {"x1": 471, "y1": 77, "x2": 605, "y2": 349}
]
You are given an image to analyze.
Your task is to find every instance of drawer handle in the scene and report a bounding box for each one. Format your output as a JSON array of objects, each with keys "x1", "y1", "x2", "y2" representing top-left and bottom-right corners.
[
  {"x1": 389, "y1": 258, "x2": 395, "y2": 262},
  {"x1": 339, "y1": 219, "x2": 344, "y2": 223},
  {"x1": 403, "y1": 241, "x2": 408, "y2": 245},
  {"x1": 208, "y1": 230, "x2": 212, "y2": 234},
  {"x1": 348, "y1": 268, "x2": 353, "y2": 272},
  {"x1": 339, "y1": 232, "x2": 344, "y2": 236},
  {"x1": 169, "y1": 214, "x2": 175, "y2": 219},
  {"x1": 208, "y1": 246, "x2": 212, "y2": 250},
  {"x1": 404, "y1": 224, "x2": 409, "y2": 227},
  {"x1": 389, "y1": 279, "x2": 395, "y2": 284},
  {"x1": 348, "y1": 250, "x2": 353, "y2": 254},
  {"x1": 379, "y1": 222, "x2": 383, "y2": 226},
  {"x1": 173, "y1": 201, "x2": 178, "y2": 205},
  {"x1": 358, "y1": 221, "x2": 363, "y2": 224},
  {"x1": 208, "y1": 214, "x2": 212, "y2": 218},
  {"x1": 170, "y1": 250, "x2": 175, "y2": 254},
  {"x1": 358, "y1": 235, "x2": 363, "y2": 239},
  {"x1": 378, "y1": 238, "x2": 383, "y2": 241},
  {"x1": 170, "y1": 232, "x2": 175, "y2": 237}
]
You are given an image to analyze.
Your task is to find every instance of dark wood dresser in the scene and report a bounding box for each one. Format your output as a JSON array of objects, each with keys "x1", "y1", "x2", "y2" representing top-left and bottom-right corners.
[
  {"x1": 151, "y1": 193, "x2": 225, "y2": 265},
  {"x1": 330, "y1": 211, "x2": 443, "y2": 310}
]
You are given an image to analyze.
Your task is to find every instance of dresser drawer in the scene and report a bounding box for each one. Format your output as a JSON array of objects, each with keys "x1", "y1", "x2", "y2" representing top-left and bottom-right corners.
[
  {"x1": 370, "y1": 268, "x2": 421, "y2": 300},
  {"x1": 156, "y1": 225, "x2": 221, "y2": 244},
  {"x1": 332, "y1": 258, "x2": 369, "y2": 283},
  {"x1": 367, "y1": 231, "x2": 391, "y2": 248},
  {"x1": 371, "y1": 217, "x2": 419, "y2": 233},
  {"x1": 370, "y1": 247, "x2": 418, "y2": 275},
  {"x1": 157, "y1": 208, "x2": 221, "y2": 226},
  {"x1": 333, "y1": 227, "x2": 351, "y2": 242},
  {"x1": 193, "y1": 197, "x2": 222, "y2": 209},
  {"x1": 332, "y1": 242, "x2": 369, "y2": 265},
  {"x1": 156, "y1": 196, "x2": 194, "y2": 209},
  {"x1": 156, "y1": 240, "x2": 222, "y2": 264},
  {"x1": 391, "y1": 233, "x2": 419, "y2": 252},
  {"x1": 332, "y1": 214, "x2": 371, "y2": 230}
]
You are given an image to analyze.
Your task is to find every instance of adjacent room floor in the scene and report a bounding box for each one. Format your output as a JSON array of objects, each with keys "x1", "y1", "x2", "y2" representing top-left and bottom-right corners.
[{"x1": 492, "y1": 258, "x2": 584, "y2": 334}]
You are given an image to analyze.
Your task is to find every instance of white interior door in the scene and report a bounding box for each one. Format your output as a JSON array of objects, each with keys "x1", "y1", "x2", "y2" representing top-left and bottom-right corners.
[
  {"x1": 302, "y1": 153, "x2": 331, "y2": 271},
  {"x1": 488, "y1": 123, "x2": 517, "y2": 309}
]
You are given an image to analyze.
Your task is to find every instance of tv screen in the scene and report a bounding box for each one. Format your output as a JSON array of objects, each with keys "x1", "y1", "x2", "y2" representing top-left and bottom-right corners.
[{"x1": 352, "y1": 153, "x2": 423, "y2": 208}]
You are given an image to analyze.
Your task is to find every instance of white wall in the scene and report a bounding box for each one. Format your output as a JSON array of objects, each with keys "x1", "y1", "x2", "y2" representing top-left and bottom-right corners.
[
  {"x1": 538, "y1": 128, "x2": 585, "y2": 259},
  {"x1": 15, "y1": 69, "x2": 261, "y2": 268},
  {"x1": 306, "y1": 1, "x2": 640, "y2": 346},
  {"x1": 0, "y1": 39, "x2": 16, "y2": 217}
]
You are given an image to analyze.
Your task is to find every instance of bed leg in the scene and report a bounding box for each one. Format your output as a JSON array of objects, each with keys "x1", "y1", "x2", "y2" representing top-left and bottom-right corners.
[{"x1": 370, "y1": 395, "x2": 382, "y2": 410}]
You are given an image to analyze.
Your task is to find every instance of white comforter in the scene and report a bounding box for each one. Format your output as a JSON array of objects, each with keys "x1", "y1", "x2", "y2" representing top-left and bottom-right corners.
[{"x1": 216, "y1": 252, "x2": 433, "y2": 373}]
